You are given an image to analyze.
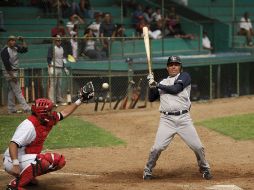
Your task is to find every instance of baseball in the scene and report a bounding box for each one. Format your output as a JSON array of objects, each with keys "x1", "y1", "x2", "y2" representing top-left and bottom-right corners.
[{"x1": 102, "y1": 82, "x2": 109, "y2": 89}]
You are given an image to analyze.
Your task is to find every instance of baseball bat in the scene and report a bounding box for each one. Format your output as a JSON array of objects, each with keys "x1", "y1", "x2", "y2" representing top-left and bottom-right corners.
[
  {"x1": 130, "y1": 78, "x2": 142, "y2": 109},
  {"x1": 31, "y1": 78, "x2": 35, "y2": 101},
  {"x1": 94, "y1": 97, "x2": 99, "y2": 111},
  {"x1": 113, "y1": 96, "x2": 122, "y2": 110},
  {"x1": 101, "y1": 97, "x2": 106, "y2": 111},
  {"x1": 143, "y1": 26, "x2": 152, "y2": 75}
]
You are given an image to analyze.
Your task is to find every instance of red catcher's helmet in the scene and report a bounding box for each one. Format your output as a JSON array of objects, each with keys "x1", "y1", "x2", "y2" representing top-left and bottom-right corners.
[{"x1": 31, "y1": 98, "x2": 53, "y2": 121}]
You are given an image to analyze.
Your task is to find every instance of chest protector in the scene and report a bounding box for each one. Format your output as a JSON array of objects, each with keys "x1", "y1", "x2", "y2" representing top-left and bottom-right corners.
[{"x1": 25, "y1": 112, "x2": 59, "y2": 154}]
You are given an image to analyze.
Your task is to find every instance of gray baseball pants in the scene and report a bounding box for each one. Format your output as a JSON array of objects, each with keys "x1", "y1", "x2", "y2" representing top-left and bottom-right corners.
[{"x1": 145, "y1": 112, "x2": 210, "y2": 172}]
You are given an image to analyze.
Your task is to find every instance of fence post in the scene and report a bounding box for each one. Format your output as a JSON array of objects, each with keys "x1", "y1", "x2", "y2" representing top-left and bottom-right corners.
[
  {"x1": 209, "y1": 64, "x2": 213, "y2": 99},
  {"x1": 236, "y1": 62, "x2": 240, "y2": 95}
]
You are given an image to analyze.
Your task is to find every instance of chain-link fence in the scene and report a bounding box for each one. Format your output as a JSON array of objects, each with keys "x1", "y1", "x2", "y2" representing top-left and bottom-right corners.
[{"x1": 1, "y1": 35, "x2": 254, "y2": 111}]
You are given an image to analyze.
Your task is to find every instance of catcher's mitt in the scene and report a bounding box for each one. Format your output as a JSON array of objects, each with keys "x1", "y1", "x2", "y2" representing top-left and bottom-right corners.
[{"x1": 78, "y1": 81, "x2": 95, "y2": 102}]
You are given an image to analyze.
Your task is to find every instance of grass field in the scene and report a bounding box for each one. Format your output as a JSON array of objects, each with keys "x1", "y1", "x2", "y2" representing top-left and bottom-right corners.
[
  {"x1": 196, "y1": 113, "x2": 254, "y2": 140},
  {"x1": 0, "y1": 115, "x2": 125, "y2": 152}
]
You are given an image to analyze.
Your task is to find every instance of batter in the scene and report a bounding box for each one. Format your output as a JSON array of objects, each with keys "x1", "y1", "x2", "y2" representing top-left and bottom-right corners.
[{"x1": 143, "y1": 56, "x2": 212, "y2": 180}]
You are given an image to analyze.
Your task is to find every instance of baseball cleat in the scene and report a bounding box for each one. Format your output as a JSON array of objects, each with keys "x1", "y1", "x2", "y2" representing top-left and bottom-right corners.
[
  {"x1": 143, "y1": 167, "x2": 153, "y2": 180},
  {"x1": 201, "y1": 169, "x2": 213, "y2": 180}
]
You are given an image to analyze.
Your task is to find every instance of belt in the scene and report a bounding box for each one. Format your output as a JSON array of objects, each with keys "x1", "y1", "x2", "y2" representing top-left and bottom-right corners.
[{"x1": 160, "y1": 110, "x2": 188, "y2": 116}]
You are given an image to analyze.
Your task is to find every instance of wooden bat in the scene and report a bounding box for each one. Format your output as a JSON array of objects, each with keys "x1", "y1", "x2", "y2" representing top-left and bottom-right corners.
[
  {"x1": 20, "y1": 68, "x2": 25, "y2": 97},
  {"x1": 129, "y1": 78, "x2": 142, "y2": 109},
  {"x1": 119, "y1": 80, "x2": 134, "y2": 109},
  {"x1": 31, "y1": 77, "x2": 35, "y2": 101},
  {"x1": 94, "y1": 96, "x2": 99, "y2": 111},
  {"x1": 138, "y1": 86, "x2": 148, "y2": 109},
  {"x1": 143, "y1": 26, "x2": 152, "y2": 75},
  {"x1": 113, "y1": 96, "x2": 122, "y2": 110},
  {"x1": 100, "y1": 97, "x2": 106, "y2": 111}
]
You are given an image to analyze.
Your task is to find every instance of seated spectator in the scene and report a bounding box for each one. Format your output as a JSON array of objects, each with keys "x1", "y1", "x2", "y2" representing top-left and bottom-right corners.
[
  {"x1": 51, "y1": 19, "x2": 66, "y2": 37},
  {"x1": 165, "y1": 13, "x2": 194, "y2": 40},
  {"x1": 238, "y1": 12, "x2": 254, "y2": 46},
  {"x1": 152, "y1": 8, "x2": 162, "y2": 22},
  {"x1": 88, "y1": 12, "x2": 103, "y2": 38},
  {"x1": 115, "y1": 24, "x2": 126, "y2": 38},
  {"x1": 136, "y1": 18, "x2": 161, "y2": 39},
  {"x1": 202, "y1": 31, "x2": 213, "y2": 52},
  {"x1": 143, "y1": 6, "x2": 154, "y2": 25},
  {"x1": 132, "y1": 4, "x2": 144, "y2": 28},
  {"x1": 66, "y1": 14, "x2": 85, "y2": 36},
  {"x1": 71, "y1": 0, "x2": 92, "y2": 19},
  {"x1": 99, "y1": 12, "x2": 116, "y2": 57},
  {"x1": 79, "y1": 28, "x2": 106, "y2": 60}
]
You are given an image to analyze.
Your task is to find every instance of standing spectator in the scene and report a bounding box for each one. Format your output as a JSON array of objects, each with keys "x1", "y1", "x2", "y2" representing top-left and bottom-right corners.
[
  {"x1": 1, "y1": 36, "x2": 30, "y2": 114},
  {"x1": 88, "y1": 12, "x2": 103, "y2": 38},
  {"x1": 238, "y1": 12, "x2": 254, "y2": 46},
  {"x1": 79, "y1": 28, "x2": 106, "y2": 59},
  {"x1": 99, "y1": 12, "x2": 116, "y2": 57},
  {"x1": 143, "y1": 56, "x2": 212, "y2": 180},
  {"x1": 47, "y1": 35, "x2": 69, "y2": 105},
  {"x1": 202, "y1": 31, "x2": 213, "y2": 52},
  {"x1": 2, "y1": 85, "x2": 94, "y2": 189}
]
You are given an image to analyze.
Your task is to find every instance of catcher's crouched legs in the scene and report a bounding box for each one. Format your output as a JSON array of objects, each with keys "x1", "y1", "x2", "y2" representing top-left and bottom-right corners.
[
  {"x1": 143, "y1": 148, "x2": 162, "y2": 180},
  {"x1": 7, "y1": 153, "x2": 66, "y2": 189}
]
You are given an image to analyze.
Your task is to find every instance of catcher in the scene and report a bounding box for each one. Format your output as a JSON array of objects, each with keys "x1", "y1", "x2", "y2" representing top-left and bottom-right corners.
[{"x1": 3, "y1": 82, "x2": 94, "y2": 190}]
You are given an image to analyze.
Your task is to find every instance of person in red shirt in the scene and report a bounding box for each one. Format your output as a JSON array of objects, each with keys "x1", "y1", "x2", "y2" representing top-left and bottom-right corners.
[{"x1": 51, "y1": 19, "x2": 66, "y2": 37}]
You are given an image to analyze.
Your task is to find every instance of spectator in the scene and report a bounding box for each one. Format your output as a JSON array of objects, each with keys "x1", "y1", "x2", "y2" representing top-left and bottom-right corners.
[
  {"x1": 132, "y1": 4, "x2": 144, "y2": 28},
  {"x1": 51, "y1": 0, "x2": 70, "y2": 18},
  {"x1": 66, "y1": 14, "x2": 85, "y2": 36},
  {"x1": 135, "y1": 17, "x2": 147, "y2": 36},
  {"x1": 115, "y1": 24, "x2": 126, "y2": 38},
  {"x1": 202, "y1": 31, "x2": 213, "y2": 52},
  {"x1": 152, "y1": 8, "x2": 162, "y2": 22},
  {"x1": 71, "y1": 0, "x2": 92, "y2": 18},
  {"x1": 70, "y1": 24, "x2": 79, "y2": 61},
  {"x1": 143, "y1": 6, "x2": 154, "y2": 25},
  {"x1": 88, "y1": 12, "x2": 103, "y2": 38},
  {"x1": 99, "y1": 12, "x2": 116, "y2": 57},
  {"x1": 0, "y1": 36, "x2": 30, "y2": 114},
  {"x1": 238, "y1": 12, "x2": 254, "y2": 46},
  {"x1": 3, "y1": 86, "x2": 94, "y2": 189},
  {"x1": 51, "y1": 19, "x2": 66, "y2": 37},
  {"x1": 165, "y1": 12, "x2": 194, "y2": 39},
  {"x1": 47, "y1": 35, "x2": 69, "y2": 105},
  {"x1": 0, "y1": 11, "x2": 7, "y2": 32},
  {"x1": 79, "y1": 28, "x2": 106, "y2": 59}
]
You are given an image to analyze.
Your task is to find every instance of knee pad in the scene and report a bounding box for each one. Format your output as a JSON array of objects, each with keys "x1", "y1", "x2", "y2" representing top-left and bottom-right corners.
[{"x1": 38, "y1": 153, "x2": 66, "y2": 170}]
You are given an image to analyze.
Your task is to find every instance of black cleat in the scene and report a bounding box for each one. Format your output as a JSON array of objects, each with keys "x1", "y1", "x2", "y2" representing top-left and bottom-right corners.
[{"x1": 201, "y1": 169, "x2": 213, "y2": 180}]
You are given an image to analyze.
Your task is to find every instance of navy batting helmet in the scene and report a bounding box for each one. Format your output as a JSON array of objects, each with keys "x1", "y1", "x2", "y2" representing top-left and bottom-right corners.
[{"x1": 167, "y1": 56, "x2": 182, "y2": 66}]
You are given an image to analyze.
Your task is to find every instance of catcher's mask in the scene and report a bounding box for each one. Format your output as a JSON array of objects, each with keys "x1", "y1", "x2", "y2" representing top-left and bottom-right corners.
[{"x1": 31, "y1": 98, "x2": 54, "y2": 122}]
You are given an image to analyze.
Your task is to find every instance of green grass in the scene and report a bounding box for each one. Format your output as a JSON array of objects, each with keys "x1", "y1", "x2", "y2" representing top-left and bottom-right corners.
[
  {"x1": 0, "y1": 116, "x2": 125, "y2": 152},
  {"x1": 195, "y1": 113, "x2": 254, "y2": 140}
]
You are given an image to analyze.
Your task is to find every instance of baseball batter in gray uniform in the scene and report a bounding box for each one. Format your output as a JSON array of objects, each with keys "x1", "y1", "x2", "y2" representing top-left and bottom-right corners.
[{"x1": 143, "y1": 56, "x2": 212, "y2": 180}]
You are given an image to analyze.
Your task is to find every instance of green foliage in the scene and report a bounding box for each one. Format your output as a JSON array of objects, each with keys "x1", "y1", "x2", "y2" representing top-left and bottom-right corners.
[
  {"x1": 196, "y1": 114, "x2": 254, "y2": 140},
  {"x1": 0, "y1": 116, "x2": 125, "y2": 153}
]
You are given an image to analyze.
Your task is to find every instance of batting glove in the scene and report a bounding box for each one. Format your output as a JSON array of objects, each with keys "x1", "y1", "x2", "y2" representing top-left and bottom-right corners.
[
  {"x1": 147, "y1": 73, "x2": 154, "y2": 81},
  {"x1": 148, "y1": 79, "x2": 157, "y2": 88}
]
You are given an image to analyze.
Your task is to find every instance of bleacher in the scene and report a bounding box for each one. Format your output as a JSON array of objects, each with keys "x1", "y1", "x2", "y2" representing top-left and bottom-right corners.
[
  {"x1": 188, "y1": 0, "x2": 254, "y2": 48},
  {"x1": 0, "y1": 0, "x2": 253, "y2": 72}
]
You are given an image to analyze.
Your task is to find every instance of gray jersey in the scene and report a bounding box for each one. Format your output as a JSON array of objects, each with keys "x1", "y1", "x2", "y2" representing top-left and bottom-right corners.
[{"x1": 159, "y1": 73, "x2": 191, "y2": 112}]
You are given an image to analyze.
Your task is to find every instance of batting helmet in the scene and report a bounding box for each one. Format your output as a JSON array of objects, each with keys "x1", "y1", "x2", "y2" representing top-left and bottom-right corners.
[
  {"x1": 167, "y1": 56, "x2": 182, "y2": 66},
  {"x1": 31, "y1": 98, "x2": 54, "y2": 122}
]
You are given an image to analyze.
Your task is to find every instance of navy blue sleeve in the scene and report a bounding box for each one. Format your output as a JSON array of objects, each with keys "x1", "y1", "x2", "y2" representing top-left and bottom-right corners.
[
  {"x1": 1, "y1": 47, "x2": 12, "y2": 71},
  {"x1": 47, "y1": 46, "x2": 53, "y2": 65},
  {"x1": 157, "y1": 72, "x2": 191, "y2": 94},
  {"x1": 148, "y1": 87, "x2": 160, "y2": 102}
]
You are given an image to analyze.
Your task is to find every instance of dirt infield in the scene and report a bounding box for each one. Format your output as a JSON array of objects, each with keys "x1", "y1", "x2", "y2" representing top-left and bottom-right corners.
[{"x1": 0, "y1": 96, "x2": 254, "y2": 190}]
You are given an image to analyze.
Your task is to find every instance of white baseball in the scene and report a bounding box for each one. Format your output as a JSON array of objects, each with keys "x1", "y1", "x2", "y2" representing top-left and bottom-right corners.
[{"x1": 102, "y1": 82, "x2": 109, "y2": 89}]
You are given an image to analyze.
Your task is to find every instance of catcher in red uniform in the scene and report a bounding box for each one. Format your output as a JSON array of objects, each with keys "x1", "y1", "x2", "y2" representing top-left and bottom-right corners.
[{"x1": 3, "y1": 82, "x2": 94, "y2": 190}]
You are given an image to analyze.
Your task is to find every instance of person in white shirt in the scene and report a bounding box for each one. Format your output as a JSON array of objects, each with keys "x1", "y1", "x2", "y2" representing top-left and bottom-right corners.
[
  {"x1": 202, "y1": 31, "x2": 213, "y2": 52},
  {"x1": 3, "y1": 83, "x2": 94, "y2": 190},
  {"x1": 238, "y1": 12, "x2": 254, "y2": 46}
]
